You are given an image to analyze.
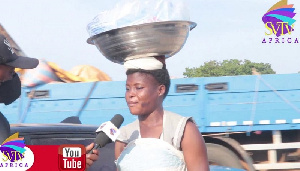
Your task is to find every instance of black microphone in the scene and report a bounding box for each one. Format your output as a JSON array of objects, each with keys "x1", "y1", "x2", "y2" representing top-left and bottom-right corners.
[{"x1": 88, "y1": 114, "x2": 124, "y2": 154}]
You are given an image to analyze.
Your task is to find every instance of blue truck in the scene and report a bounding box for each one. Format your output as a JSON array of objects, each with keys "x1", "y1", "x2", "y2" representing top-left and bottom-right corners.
[{"x1": 2, "y1": 73, "x2": 300, "y2": 170}]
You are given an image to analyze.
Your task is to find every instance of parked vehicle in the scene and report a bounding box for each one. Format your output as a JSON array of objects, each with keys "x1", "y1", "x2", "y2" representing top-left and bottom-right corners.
[{"x1": 2, "y1": 73, "x2": 300, "y2": 170}]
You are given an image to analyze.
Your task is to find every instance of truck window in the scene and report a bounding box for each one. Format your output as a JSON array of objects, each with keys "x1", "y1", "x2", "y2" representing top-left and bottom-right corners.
[
  {"x1": 205, "y1": 82, "x2": 228, "y2": 91},
  {"x1": 176, "y1": 84, "x2": 199, "y2": 93}
]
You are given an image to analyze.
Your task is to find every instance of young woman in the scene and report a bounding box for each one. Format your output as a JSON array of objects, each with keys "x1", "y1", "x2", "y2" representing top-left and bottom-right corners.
[{"x1": 86, "y1": 57, "x2": 209, "y2": 171}]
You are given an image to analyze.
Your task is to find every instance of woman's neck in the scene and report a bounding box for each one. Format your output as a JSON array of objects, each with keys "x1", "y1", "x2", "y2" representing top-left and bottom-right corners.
[
  {"x1": 138, "y1": 107, "x2": 164, "y2": 127},
  {"x1": 138, "y1": 107, "x2": 164, "y2": 138}
]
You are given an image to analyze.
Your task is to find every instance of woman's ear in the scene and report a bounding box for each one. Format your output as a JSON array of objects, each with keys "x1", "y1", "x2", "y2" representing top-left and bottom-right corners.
[{"x1": 158, "y1": 85, "x2": 166, "y2": 97}]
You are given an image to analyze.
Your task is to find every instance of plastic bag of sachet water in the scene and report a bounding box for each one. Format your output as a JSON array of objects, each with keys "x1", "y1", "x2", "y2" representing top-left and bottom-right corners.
[{"x1": 87, "y1": 0, "x2": 190, "y2": 37}]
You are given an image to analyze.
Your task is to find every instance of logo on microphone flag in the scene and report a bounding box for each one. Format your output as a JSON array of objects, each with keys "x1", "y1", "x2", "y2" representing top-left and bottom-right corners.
[
  {"x1": 58, "y1": 144, "x2": 86, "y2": 171},
  {"x1": 0, "y1": 132, "x2": 35, "y2": 170},
  {"x1": 96, "y1": 121, "x2": 120, "y2": 141}
]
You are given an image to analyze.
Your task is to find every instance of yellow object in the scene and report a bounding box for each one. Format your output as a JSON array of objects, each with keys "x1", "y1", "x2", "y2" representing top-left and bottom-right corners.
[
  {"x1": 69, "y1": 65, "x2": 111, "y2": 82},
  {"x1": 15, "y1": 68, "x2": 25, "y2": 74},
  {"x1": 48, "y1": 62, "x2": 111, "y2": 82}
]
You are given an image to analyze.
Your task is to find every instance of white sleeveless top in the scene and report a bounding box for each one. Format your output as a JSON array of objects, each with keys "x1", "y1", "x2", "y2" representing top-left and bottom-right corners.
[{"x1": 115, "y1": 111, "x2": 193, "y2": 171}]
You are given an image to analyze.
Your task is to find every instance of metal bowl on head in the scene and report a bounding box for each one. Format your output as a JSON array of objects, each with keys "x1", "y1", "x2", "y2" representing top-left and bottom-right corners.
[{"x1": 87, "y1": 20, "x2": 197, "y2": 64}]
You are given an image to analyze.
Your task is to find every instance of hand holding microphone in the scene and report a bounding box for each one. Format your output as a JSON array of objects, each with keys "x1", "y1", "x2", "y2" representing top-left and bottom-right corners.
[
  {"x1": 86, "y1": 114, "x2": 124, "y2": 169},
  {"x1": 86, "y1": 143, "x2": 99, "y2": 170}
]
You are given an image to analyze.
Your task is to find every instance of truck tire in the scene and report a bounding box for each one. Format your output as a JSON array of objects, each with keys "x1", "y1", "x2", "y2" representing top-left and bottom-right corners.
[{"x1": 207, "y1": 143, "x2": 243, "y2": 169}]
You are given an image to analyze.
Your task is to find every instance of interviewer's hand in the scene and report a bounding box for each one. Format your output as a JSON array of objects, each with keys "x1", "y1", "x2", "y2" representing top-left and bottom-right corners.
[{"x1": 86, "y1": 143, "x2": 99, "y2": 170}]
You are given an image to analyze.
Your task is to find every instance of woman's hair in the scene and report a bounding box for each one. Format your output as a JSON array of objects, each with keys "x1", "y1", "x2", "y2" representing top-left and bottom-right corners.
[{"x1": 126, "y1": 67, "x2": 170, "y2": 98}]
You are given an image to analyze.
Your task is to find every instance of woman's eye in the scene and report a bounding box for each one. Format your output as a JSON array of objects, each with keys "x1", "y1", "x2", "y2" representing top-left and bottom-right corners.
[{"x1": 136, "y1": 87, "x2": 144, "y2": 90}]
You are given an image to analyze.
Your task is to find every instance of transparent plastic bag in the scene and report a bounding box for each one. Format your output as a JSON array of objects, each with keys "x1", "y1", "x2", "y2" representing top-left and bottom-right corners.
[{"x1": 87, "y1": 0, "x2": 190, "y2": 37}]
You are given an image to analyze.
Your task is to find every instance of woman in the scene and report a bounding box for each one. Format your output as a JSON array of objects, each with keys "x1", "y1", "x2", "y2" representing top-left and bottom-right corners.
[{"x1": 86, "y1": 57, "x2": 209, "y2": 171}]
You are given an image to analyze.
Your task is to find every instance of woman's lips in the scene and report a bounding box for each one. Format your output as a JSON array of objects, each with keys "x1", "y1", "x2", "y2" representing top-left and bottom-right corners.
[{"x1": 128, "y1": 101, "x2": 138, "y2": 107}]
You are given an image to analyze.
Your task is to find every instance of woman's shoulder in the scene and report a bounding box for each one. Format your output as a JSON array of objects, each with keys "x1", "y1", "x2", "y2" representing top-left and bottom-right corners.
[
  {"x1": 120, "y1": 119, "x2": 139, "y2": 131},
  {"x1": 163, "y1": 110, "x2": 196, "y2": 150},
  {"x1": 117, "y1": 119, "x2": 139, "y2": 144},
  {"x1": 164, "y1": 110, "x2": 194, "y2": 124}
]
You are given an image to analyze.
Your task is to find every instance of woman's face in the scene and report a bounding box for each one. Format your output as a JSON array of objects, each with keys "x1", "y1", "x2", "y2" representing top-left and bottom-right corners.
[
  {"x1": 0, "y1": 65, "x2": 15, "y2": 84},
  {"x1": 125, "y1": 72, "x2": 163, "y2": 115}
]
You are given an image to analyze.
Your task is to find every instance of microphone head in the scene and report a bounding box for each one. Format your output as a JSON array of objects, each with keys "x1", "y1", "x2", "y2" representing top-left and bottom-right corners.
[{"x1": 110, "y1": 114, "x2": 124, "y2": 128}]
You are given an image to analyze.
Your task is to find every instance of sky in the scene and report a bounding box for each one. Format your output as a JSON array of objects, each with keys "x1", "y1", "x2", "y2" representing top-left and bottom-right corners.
[{"x1": 0, "y1": 0, "x2": 299, "y2": 81}]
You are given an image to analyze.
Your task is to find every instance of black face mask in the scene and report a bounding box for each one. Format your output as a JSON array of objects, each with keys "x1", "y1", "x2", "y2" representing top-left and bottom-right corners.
[{"x1": 0, "y1": 73, "x2": 21, "y2": 105}]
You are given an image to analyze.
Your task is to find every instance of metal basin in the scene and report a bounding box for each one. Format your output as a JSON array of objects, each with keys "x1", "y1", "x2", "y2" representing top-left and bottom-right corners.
[{"x1": 87, "y1": 20, "x2": 197, "y2": 64}]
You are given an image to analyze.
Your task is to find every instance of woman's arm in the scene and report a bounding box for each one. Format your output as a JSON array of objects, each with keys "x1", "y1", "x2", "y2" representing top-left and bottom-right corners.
[
  {"x1": 115, "y1": 140, "x2": 126, "y2": 160},
  {"x1": 115, "y1": 140, "x2": 127, "y2": 171},
  {"x1": 181, "y1": 121, "x2": 209, "y2": 171}
]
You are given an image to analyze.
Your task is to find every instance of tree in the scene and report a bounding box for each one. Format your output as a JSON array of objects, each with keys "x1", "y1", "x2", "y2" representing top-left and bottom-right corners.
[{"x1": 183, "y1": 59, "x2": 276, "y2": 77}]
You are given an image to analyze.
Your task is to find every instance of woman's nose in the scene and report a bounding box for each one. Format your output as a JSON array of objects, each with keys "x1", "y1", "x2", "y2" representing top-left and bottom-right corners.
[{"x1": 127, "y1": 89, "x2": 136, "y2": 97}]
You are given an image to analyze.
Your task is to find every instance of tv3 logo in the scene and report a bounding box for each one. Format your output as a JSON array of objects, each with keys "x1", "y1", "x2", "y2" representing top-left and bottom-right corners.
[{"x1": 58, "y1": 144, "x2": 86, "y2": 171}]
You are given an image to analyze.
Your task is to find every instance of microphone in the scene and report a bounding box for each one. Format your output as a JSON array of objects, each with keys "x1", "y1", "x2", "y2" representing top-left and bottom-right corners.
[{"x1": 88, "y1": 114, "x2": 124, "y2": 154}]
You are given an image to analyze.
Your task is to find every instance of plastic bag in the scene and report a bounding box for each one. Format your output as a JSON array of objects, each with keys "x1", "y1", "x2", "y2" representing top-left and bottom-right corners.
[
  {"x1": 21, "y1": 60, "x2": 61, "y2": 87},
  {"x1": 87, "y1": 0, "x2": 190, "y2": 37}
]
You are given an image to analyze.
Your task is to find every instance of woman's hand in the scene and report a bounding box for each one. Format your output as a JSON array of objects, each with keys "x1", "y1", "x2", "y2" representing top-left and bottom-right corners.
[{"x1": 85, "y1": 143, "x2": 99, "y2": 170}]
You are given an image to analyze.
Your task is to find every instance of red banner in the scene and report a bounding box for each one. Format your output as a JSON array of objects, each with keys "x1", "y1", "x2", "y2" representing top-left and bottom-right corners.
[
  {"x1": 26, "y1": 145, "x2": 86, "y2": 171},
  {"x1": 27, "y1": 145, "x2": 60, "y2": 171}
]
